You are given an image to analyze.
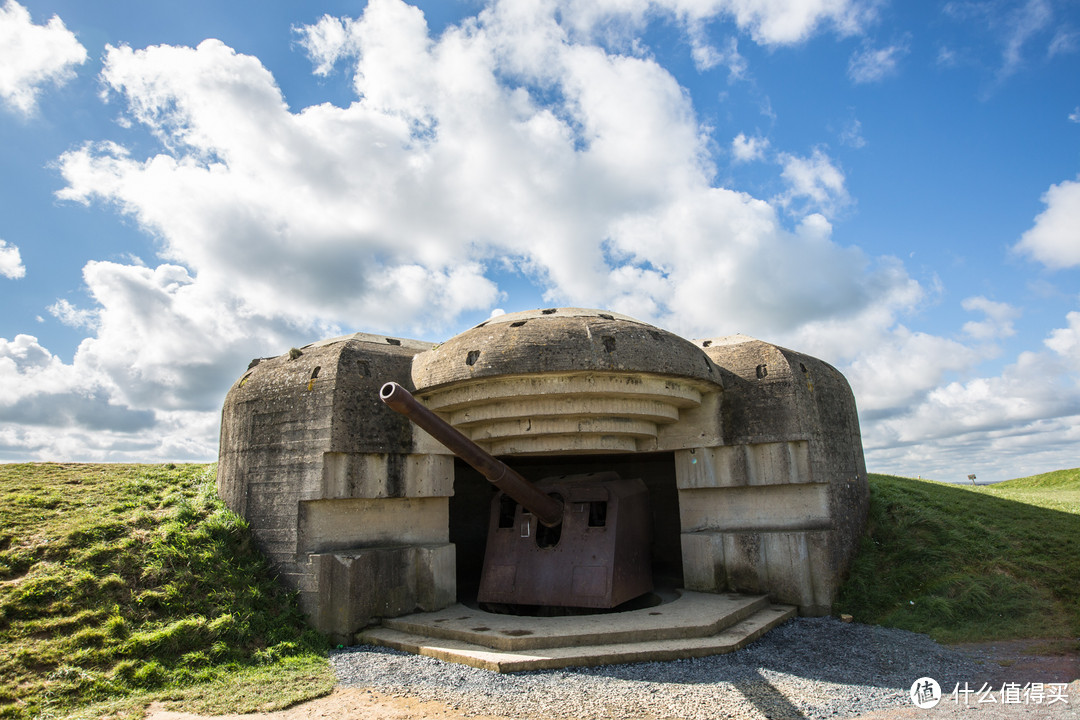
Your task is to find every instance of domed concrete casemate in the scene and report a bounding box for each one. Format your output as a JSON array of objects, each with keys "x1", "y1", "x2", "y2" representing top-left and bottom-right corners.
[{"x1": 218, "y1": 308, "x2": 869, "y2": 669}]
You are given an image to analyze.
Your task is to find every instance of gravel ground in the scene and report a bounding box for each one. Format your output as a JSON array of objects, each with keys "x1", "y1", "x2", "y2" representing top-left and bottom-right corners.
[{"x1": 330, "y1": 617, "x2": 1055, "y2": 720}]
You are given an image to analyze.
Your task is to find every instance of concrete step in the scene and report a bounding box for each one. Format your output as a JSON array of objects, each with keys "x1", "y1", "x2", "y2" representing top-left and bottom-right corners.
[
  {"x1": 379, "y1": 590, "x2": 770, "y2": 651},
  {"x1": 357, "y1": 591, "x2": 797, "y2": 672}
]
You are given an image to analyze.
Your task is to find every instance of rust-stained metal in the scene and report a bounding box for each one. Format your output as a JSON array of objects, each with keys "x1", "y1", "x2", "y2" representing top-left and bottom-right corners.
[
  {"x1": 379, "y1": 380, "x2": 653, "y2": 610},
  {"x1": 379, "y1": 381, "x2": 563, "y2": 527},
  {"x1": 478, "y1": 472, "x2": 653, "y2": 609}
]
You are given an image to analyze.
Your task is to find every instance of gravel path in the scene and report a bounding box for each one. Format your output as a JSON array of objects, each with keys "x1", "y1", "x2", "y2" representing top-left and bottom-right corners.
[{"x1": 331, "y1": 617, "x2": 1077, "y2": 719}]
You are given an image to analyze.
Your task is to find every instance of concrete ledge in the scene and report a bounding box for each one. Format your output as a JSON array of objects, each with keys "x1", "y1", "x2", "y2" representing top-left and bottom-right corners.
[
  {"x1": 378, "y1": 591, "x2": 768, "y2": 651},
  {"x1": 299, "y1": 497, "x2": 449, "y2": 553},
  {"x1": 678, "y1": 484, "x2": 832, "y2": 532},
  {"x1": 675, "y1": 441, "x2": 813, "y2": 488},
  {"x1": 358, "y1": 601, "x2": 796, "y2": 672}
]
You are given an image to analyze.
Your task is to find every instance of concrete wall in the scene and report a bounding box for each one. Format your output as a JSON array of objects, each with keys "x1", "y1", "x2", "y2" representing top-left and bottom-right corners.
[
  {"x1": 218, "y1": 311, "x2": 869, "y2": 639},
  {"x1": 218, "y1": 333, "x2": 455, "y2": 644},
  {"x1": 677, "y1": 335, "x2": 868, "y2": 615}
]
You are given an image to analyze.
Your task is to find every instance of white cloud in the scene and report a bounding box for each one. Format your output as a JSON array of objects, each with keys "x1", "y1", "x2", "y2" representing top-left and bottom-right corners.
[
  {"x1": 776, "y1": 148, "x2": 850, "y2": 217},
  {"x1": 859, "y1": 307, "x2": 1080, "y2": 482},
  {"x1": 942, "y1": 0, "x2": 1067, "y2": 85},
  {"x1": 1001, "y1": 0, "x2": 1052, "y2": 77},
  {"x1": 961, "y1": 296, "x2": 1019, "y2": 341},
  {"x1": 1014, "y1": 175, "x2": 1080, "y2": 269},
  {"x1": 1069, "y1": 107, "x2": 1080, "y2": 123},
  {"x1": 0, "y1": 0, "x2": 86, "y2": 115},
  {"x1": 688, "y1": 28, "x2": 747, "y2": 78},
  {"x1": 0, "y1": 0, "x2": 1066, "y2": 483},
  {"x1": 844, "y1": 326, "x2": 981, "y2": 417},
  {"x1": 848, "y1": 41, "x2": 907, "y2": 83},
  {"x1": 936, "y1": 45, "x2": 958, "y2": 67},
  {"x1": 48, "y1": 298, "x2": 98, "y2": 329},
  {"x1": 677, "y1": 0, "x2": 871, "y2": 46},
  {"x1": 293, "y1": 14, "x2": 358, "y2": 77},
  {"x1": 30, "y1": 0, "x2": 908, "y2": 464},
  {"x1": 0, "y1": 238, "x2": 25, "y2": 278},
  {"x1": 495, "y1": 0, "x2": 874, "y2": 48},
  {"x1": 839, "y1": 117, "x2": 866, "y2": 148},
  {"x1": 0, "y1": 334, "x2": 155, "y2": 437},
  {"x1": 9, "y1": 0, "x2": 1026, "y2": 471},
  {"x1": 1048, "y1": 28, "x2": 1078, "y2": 57},
  {"x1": 731, "y1": 132, "x2": 769, "y2": 162},
  {"x1": 1045, "y1": 310, "x2": 1080, "y2": 370}
]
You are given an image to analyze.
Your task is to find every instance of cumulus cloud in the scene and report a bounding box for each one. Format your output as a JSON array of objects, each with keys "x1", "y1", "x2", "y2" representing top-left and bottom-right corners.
[
  {"x1": 858, "y1": 307, "x2": 1080, "y2": 481},
  {"x1": 0, "y1": 334, "x2": 154, "y2": 437},
  {"x1": 0, "y1": 0, "x2": 1066, "y2": 482},
  {"x1": 1045, "y1": 310, "x2": 1080, "y2": 361},
  {"x1": 0, "y1": 0, "x2": 86, "y2": 115},
  {"x1": 48, "y1": 298, "x2": 98, "y2": 329},
  {"x1": 731, "y1": 132, "x2": 769, "y2": 162},
  {"x1": 293, "y1": 14, "x2": 358, "y2": 76},
  {"x1": 502, "y1": 0, "x2": 873, "y2": 48},
  {"x1": 844, "y1": 327, "x2": 981, "y2": 418},
  {"x1": 870, "y1": 347, "x2": 1079, "y2": 447},
  {"x1": 0, "y1": 238, "x2": 25, "y2": 278},
  {"x1": 961, "y1": 296, "x2": 1019, "y2": 341},
  {"x1": 776, "y1": 148, "x2": 850, "y2": 217},
  {"x1": 674, "y1": 0, "x2": 871, "y2": 46},
  {"x1": 1014, "y1": 175, "x2": 1080, "y2": 269},
  {"x1": 688, "y1": 28, "x2": 747, "y2": 77},
  {"x1": 61, "y1": 2, "x2": 892, "y2": 356},
  {"x1": 23, "y1": 0, "x2": 924, "y2": 463}
]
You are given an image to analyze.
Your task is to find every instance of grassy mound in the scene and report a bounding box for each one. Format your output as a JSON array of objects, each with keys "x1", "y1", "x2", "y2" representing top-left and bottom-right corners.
[
  {"x1": 837, "y1": 471, "x2": 1080, "y2": 646},
  {"x1": 0, "y1": 463, "x2": 333, "y2": 719}
]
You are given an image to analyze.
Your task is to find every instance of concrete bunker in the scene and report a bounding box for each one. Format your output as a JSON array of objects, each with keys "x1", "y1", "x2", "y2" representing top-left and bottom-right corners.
[{"x1": 218, "y1": 308, "x2": 868, "y2": 647}]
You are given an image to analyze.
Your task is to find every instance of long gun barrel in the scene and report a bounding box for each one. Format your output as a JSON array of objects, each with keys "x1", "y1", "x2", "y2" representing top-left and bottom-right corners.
[{"x1": 379, "y1": 381, "x2": 564, "y2": 527}]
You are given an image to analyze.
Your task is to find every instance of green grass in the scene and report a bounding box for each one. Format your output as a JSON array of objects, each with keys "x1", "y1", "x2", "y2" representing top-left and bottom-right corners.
[
  {"x1": 837, "y1": 469, "x2": 1080, "y2": 647},
  {"x1": 4, "y1": 462, "x2": 1076, "y2": 717},
  {"x1": 0, "y1": 463, "x2": 333, "y2": 720}
]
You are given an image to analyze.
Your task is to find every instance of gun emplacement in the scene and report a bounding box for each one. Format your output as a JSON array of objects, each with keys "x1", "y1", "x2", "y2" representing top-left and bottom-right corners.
[{"x1": 378, "y1": 381, "x2": 564, "y2": 527}]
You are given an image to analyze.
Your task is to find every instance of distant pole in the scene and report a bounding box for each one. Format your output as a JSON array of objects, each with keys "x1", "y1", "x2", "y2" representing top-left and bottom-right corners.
[{"x1": 967, "y1": 473, "x2": 976, "y2": 486}]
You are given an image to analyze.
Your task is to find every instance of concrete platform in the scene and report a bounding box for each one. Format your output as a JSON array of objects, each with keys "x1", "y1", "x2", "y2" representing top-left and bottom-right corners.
[{"x1": 357, "y1": 591, "x2": 797, "y2": 672}]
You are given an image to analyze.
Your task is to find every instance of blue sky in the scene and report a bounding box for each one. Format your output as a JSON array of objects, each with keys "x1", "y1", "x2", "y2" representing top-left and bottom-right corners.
[{"x1": 1, "y1": 0, "x2": 1077, "y2": 482}]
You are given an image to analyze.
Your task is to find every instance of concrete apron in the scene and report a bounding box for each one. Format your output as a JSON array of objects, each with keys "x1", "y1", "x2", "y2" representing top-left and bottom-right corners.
[{"x1": 357, "y1": 590, "x2": 796, "y2": 672}]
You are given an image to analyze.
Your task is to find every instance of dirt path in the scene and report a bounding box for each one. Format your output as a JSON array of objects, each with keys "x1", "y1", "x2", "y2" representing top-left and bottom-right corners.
[
  {"x1": 145, "y1": 688, "x2": 507, "y2": 720},
  {"x1": 144, "y1": 642, "x2": 1079, "y2": 720}
]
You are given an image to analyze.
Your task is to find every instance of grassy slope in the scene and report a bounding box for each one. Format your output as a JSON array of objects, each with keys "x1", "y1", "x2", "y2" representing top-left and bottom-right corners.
[
  {"x1": 3, "y1": 464, "x2": 1077, "y2": 717},
  {"x1": 837, "y1": 469, "x2": 1080, "y2": 646},
  {"x1": 0, "y1": 464, "x2": 333, "y2": 720}
]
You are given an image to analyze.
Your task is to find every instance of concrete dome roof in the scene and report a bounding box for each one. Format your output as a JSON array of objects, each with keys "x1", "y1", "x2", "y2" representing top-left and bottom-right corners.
[{"x1": 411, "y1": 308, "x2": 721, "y2": 391}]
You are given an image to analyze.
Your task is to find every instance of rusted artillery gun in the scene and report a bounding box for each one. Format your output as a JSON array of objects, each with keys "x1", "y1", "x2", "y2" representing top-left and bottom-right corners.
[{"x1": 379, "y1": 381, "x2": 653, "y2": 610}]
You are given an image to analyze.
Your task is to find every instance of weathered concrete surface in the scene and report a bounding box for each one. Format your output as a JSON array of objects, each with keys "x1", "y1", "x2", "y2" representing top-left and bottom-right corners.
[
  {"x1": 218, "y1": 310, "x2": 868, "y2": 642},
  {"x1": 412, "y1": 308, "x2": 721, "y2": 389},
  {"x1": 217, "y1": 332, "x2": 452, "y2": 642},
  {"x1": 358, "y1": 592, "x2": 796, "y2": 672},
  {"x1": 680, "y1": 334, "x2": 870, "y2": 615}
]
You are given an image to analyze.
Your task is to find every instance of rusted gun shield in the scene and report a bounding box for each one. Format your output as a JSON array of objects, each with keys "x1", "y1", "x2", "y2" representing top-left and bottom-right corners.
[{"x1": 478, "y1": 471, "x2": 653, "y2": 609}]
